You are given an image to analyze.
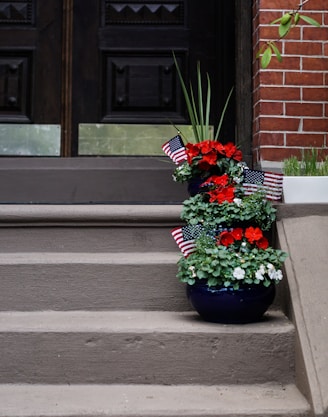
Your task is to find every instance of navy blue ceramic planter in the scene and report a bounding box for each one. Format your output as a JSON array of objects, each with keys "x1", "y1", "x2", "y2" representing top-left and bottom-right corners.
[
  {"x1": 187, "y1": 177, "x2": 207, "y2": 196},
  {"x1": 187, "y1": 282, "x2": 276, "y2": 324}
]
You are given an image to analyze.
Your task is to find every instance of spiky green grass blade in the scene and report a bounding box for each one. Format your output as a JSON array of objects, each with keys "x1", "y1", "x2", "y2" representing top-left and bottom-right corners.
[
  {"x1": 197, "y1": 61, "x2": 205, "y2": 140},
  {"x1": 214, "y1": 86, "x2": 234, "y2": 141},
  {"x1": 204, "y1": 73, "x2": 211, "y2": 140},
  {"x1": 173, "y1": 53, "x2": 200, "y2": 142}
]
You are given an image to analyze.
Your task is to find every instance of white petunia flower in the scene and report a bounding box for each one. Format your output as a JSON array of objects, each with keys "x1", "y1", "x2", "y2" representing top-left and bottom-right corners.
[
  {"x1": 259, "y1": 264, "x2": 266, "y2": 274},
  {"x1": 233, "y1": 177, "x2": 242, "y2": 184},
  {"x1": 188, "y1": 265, "x2": 197, "y2": 278},
  {"x1": 276, "y1": 270, "x2": 283, "y2": 280},
  {"x1": 271, "y1": 269, "x2": 283, "y2": 281},
  {"x1": 233, "y1": 267, "x2": 245, "y2": 280},
  {"x1": 233, "y1": 198, "x2": 242, "y2": 207},
  {"x1": 255, "y1": 270, "x2": 264, "y2": 280},
  {"x1": 264, "y1": 263, "x2": 277, "y2": 280}
]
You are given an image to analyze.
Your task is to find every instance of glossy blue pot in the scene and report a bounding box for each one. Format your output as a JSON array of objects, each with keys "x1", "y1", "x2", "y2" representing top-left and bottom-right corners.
[
  {"x1": 187, "y1": 177, "x2": 208, "y2": 196},
  {"x1": 187, "y1": 281, "x2": 276, "y2": 324}
]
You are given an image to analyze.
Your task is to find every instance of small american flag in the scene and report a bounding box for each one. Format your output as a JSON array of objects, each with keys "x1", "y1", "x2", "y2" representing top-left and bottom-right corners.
[
  {"x1": 171, "y1": 224, "x2": 202, "y2": 257},
  {"x1": 242, "y1": 169, "x2": 283, "y2": 201},
  {"x1": 162, "y1": 135, "x2": 187, "y2": 164}
]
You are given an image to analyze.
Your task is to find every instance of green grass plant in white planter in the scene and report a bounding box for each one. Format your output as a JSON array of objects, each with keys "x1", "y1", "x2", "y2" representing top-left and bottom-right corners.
[{"x1": 283, "y1": 149, "x2": 328, "y2": 203}]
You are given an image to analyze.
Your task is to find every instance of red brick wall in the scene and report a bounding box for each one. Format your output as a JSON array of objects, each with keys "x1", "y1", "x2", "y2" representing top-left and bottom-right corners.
[{"x1": 252, "y1": 0, "x2": 328, "y2": 169}]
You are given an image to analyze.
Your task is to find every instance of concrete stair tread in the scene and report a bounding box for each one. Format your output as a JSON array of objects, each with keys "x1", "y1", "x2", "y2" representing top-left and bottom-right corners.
[
  {"x1": 0, "y1": 383, "x2": 310, "y2": 417},
  {"x1": 0, "y1": 204, "x2": 182, "y2": 224},
  {"x1": 0, "y1": 252, "x2": 180, "y2": 264},
  {"x1": 0, "y1": 311, "x2": 295, "y2": 385},
  {"x1": 0, "y1": 310, "x2": 293, "y2": 333}
]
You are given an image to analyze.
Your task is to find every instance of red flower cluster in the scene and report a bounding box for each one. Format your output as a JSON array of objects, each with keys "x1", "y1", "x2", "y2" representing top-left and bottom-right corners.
[
  {"x1": 201, "y1": 174, "x2": 235, "y2": 204},
  {"x1": 186, "y1": 140, "x2": 242, "y2": 170},
  {"x1": 218, "y1": 227, "x2": 269, "y2": 250}
]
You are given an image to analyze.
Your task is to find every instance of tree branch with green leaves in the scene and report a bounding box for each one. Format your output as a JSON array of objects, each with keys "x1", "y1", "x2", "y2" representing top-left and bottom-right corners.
[{"x1": 257, "y1": 0, "x2": 320, "y2": 69}]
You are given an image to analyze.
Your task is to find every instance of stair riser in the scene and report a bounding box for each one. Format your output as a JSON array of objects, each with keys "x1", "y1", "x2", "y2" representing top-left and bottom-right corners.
[
  {"x1": 0, "y1": 331, "x2": 295, "y2": 385},
  {"x1": 0, "y1": 227, "x2": 178, "y2": 252},
  {"x1": 0, "y1": 263, "x2": 189, "y2": 311},
  {"x1": 0, "y1": 159, "x2": 188, "y2": 203}
]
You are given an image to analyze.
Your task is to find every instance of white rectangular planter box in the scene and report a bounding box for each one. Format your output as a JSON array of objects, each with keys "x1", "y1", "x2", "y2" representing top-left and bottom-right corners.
[{"x1": 283, "y1": 176, "x2": 328, "y2": 203}]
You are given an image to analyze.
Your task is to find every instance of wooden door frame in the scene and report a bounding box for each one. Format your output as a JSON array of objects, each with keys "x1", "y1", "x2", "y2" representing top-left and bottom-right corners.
[
  {"x1": 61, "y1": 0, "x2": 73, "y2": 157},
  {"x1": 235, "y1": 0, "x2": 253, "y2": 167}
]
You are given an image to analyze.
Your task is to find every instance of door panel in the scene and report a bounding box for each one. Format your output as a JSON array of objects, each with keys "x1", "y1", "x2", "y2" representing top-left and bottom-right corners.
[
  {"x1": 0, "y1": 0, "x2": 62, "y2": 124},
  {"x1": 0, "y1": 0, "x2": 35, "y2": 123},
  {"x1": 72, "y1": 0, "x2": 235, "y2": 155},
  {"x1": 102, "y1": 54, "x2": 183, "y2": 123}
]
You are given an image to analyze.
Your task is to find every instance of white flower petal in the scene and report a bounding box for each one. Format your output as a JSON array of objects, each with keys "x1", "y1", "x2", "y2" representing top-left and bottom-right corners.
[{"x1": 233, "y1": 267, "x2": 245, "y2": 280}]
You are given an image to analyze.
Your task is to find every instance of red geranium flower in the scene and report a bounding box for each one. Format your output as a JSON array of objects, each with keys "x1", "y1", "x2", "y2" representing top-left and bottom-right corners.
[
  {"x1": 207, "y1": 184, "x2": 235, "y2": 204},
  {"x1": 223, "y1": 142, "x2": 243, "y2": 161},
  {"x1": 233, "y1": 149, "x2": 243, "y2": 161},
  {"x1": 186, "y1": 143, "x2": 200, "y2": 163},
  {"x1": 219, "y1": 231, "x2": 235, "y2": 247},
  {"x1": 198, "y1": 140, "x2": 215, "y2": 154},
  {"x1": 231, "y1": 228, "x2": 243, "y2": 240},
  {"x1": 202, "y1": 174, "x2": 229, "y2": 187},
  {"x1": 256, "y1": 236, "x2": 269, "y2": 250},
  {"x1": 185, "y1": 139, "x2": 243, "y2": 170},
  {"x1": 245, "y1": 226, "x2": 263, "y2": 244},
  {"x1": 200, "y1": 150, "x2": 218, "y2": 166},
  {"x1": 213, "y1": 142, "x2": 226, "y2": 155}
]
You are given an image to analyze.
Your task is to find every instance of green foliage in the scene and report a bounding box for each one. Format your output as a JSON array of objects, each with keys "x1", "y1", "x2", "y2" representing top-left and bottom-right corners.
[
  {"x1": 181, "y1": 190, "x2": 277, "y2": 231},
  {"x1": 173, "y1": 155, "x2": 244, "y2": 184},
  {"x1": 283, "y1": 156, "x2": 301, "y2": 176},
  {"x1": 283, "y1": 148, "x2": 328, "y2": 176},
  {"x1": 173, "y1": 52, "x2": 233, "y2": 143},
  {"x1": 299, "y1": 14, "x2": 321, "y2": 27},
  {"x1": 257, "y1": 41, "x2": 282, "y2": 69},
  {"x1": 258, "y1": 1, "x2": 321, "y2": 69},
  {"x1": 177, "y1": 231, "x2": 288, "y2": 289}
]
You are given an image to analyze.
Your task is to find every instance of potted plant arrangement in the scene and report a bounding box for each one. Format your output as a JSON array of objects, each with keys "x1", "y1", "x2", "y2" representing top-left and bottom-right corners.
[
  {"x1": 169, "y1": 146, "x2": 287, "y2": 323},
  {"x1": 282, "y1": 148, "x2": 328, "y2": 203},
  {"x1": 162, "y1": 56, "x2": 288, "y2": 324},
  {"x1": 177, "y1": 225, "x2": 287, "y2": 324}
]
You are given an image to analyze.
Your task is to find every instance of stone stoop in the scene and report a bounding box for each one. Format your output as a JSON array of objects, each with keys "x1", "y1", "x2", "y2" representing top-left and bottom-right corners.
[{"x1": 0, "y1": 205, "x2": 312, "y2": 417}]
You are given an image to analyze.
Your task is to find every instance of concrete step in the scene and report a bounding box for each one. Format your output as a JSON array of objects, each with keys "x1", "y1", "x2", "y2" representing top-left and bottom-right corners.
[
  {"x1": 0, "y1": 225, "x2": 179, "y2": 253},
  {"x1": 0, "y1": 383, "x2": 311, "y2": 417},
  {"x1": 0, "y1": 310, "x2": 295, "y2": 385},
  {"x1": 0, "y1": 252, "x2": 190, "y2": 311},
  {"x1": 0, "y1": 157, "x2": 188, "y2": 203},
  {"x1": 0, "y1": 205, "x2": 182, "y2": 252}
]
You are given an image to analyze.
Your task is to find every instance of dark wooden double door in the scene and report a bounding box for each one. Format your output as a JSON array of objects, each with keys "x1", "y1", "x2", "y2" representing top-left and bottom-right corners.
[{"x1": 0, "y1": 0, "x2": 235, "y2": 157}]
